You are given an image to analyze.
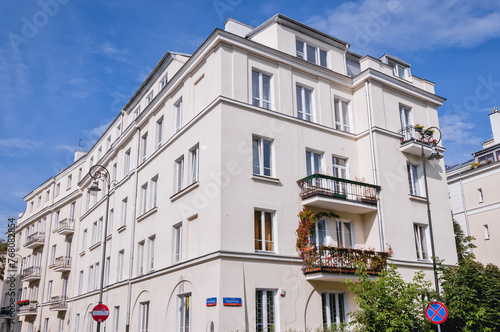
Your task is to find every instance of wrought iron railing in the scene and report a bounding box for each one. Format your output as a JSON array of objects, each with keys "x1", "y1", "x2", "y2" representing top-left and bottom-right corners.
[
  {"x1": 297, "y1": 174, "x2": 379, "y2": 204},
  {"x1": 398, "y1": 125, "x2": 437, "y2": 145},
  {"x1": 302, "y1": 246, "x2": 389, "y2": 275},
  {"x1": 25, "y1": 232, "x2": 45, "y2": 246},
  {"x1": 54, "y1": 256, "x2": 71, "y2": 269},
  {"x1": 21, "y1": 266, "x2": 41, "y2": 279}
]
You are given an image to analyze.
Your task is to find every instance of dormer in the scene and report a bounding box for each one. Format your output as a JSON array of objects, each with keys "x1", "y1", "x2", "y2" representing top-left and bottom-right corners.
[{"x1": 380, "y1": 54, "x2": 411, "y2": 80}]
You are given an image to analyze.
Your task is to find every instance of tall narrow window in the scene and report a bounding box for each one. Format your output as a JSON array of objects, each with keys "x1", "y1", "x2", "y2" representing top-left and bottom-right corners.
[
  {"x1": 50, "y1": 245, "x2": 57, "y2": 265},
  {"x1": 399, "y1": 106, "x2": 411, "y2": 132},
  {"x1": 75, "y1": 314, "x2": 80, "y2": 332},
  {"x1": 113, "y1": 306, "x2": 120, "y2": 332},
  {"x1": 139, "y1": 302, "x2": 150, "y2": 332},
  {"x1": 322, "y1": 293, "x2": 346, "y2": 328},
  {"x1": 407, "y1": 163, "x2": 421, "y2": 196},
  {"x1": 478, "y1": 188, "x2": 484, "y2": 203},
  {"x1": 78, "y1": 270, "x2": 84, "y2": 295},
  {"x1": 150, "y1": 176, "x2": 158, "y2": 209},
  {"x1": 484, "y1": 224, "x2": 490, "y2": 240},
  {"x1": 414, "y1": 224, "x2": 429, "y2": 260},
  {"x1": 337, "y1": 221, "x2": 354, "y2": 248},
  {"x1": 254, "y1": 210, "x2": 274, "y2": 252},
  {"x1": 332, "y1": 157, "x2": 348, "y2": 178},
  {"x1": 175, "y1": 156, "x2": 184, "y2": 193},
  {"x1": 252, "y1": 137, "x2": 273, "y2": 177},
  {"x1": 121, "y1": 198, "x2": 128, "y2": 226},
  {"x1": 306, "y1": 151, "x2": 322, "y2": 176},
  {"x1": 81, "y1": 229, "x2": 87, "y2": 253},
  {"x1": 108, "y1": 209, "x2": 114, "y2": 236},
  {"x1": 172, "y1": 223, "x2": 182, "y2": 263},
  {"x1": 117, "y1": 250, "x2": 124, "y2": 281},
  {"x1": 54, "y1": 210, "x2": 60, "y2": 230},
  {"x1": 148, "y1": 236, "x2": 155, "y2": 272},
  {"x1": 156, "y1": 116, "x2": 164, "y2": 149},
  {"x1": 78, "y1": 167, "x2": 83, "y2": 182},
  {"x1": 44, "y1": 318, "x2": 49, "y2": 332},
  {"x1": 37, "y1": 195, "x2": 42, "y2": 207},
  {"x1": 256, "y1": 290, "x2": 277, "y2": 331},
  {"x1": 59, "y1": 318, "x2": 64, "y2": 332},
  {"x1": 137, "y1": 241, "x2": 145, "y2": 276},
  {"x1": 45, "y1": 189, "x2": 50, "y2": 202},
  {"x1": 106, "y1": 135, "x2": 111, "y2": 150},
  {"x1": 174, "y1": 98, "x2": 183, "y2": 132},
  {"x1": 140, "y1": 183, "x2": 148, "y2": 215},
  {"x1": 160, "y1": 75, "x2": 168, "y2": 89},
  {"x1": 70, "y1": 202, "x2": 76, "y2": 225},
  {"x1": 47, "y1": 281, "x2": 52, "y2": 301},
  {"x1": 141, "y1": 132, "x2": 148, "y2": 163},
  {"x1": 334, "y1": 99, "x2": 351, "y2": 132},
  {"x1": 105, "y1": 256, "x2": 110, "y2": 286},
  {"x1": 252, "y1": 70, "x2": 271, "y2": 109},
  {"x1": 178, "y1": 294, "x2": 190, "y2": 332},
  {"x1": 190, "y1": 145, "x2": 199, "y2": 184},
  {"x1": 310, "y1": 219, "x2": 326, "y2": 247},
  {"x1": 124, "y1": 149, "x2": 131, "y2": 176},
  {"x1": 146, "y1": 91, "x2": 154, "y2": 105},
  {"x1": 94, "y1": 262, "x2": 99, "y2": 290},
  {"x1": 55, "y1": 183, "x2": 60, "y2": 197},
  {"x1": 296, "y1": 85, "x2": 313, "y2": 122},
  {"x1": 87, "y1": 312, "x2": 94, "y2": 332},
  {"x1": 112, "y1": 163, "x2": 117, "y2": 183}
]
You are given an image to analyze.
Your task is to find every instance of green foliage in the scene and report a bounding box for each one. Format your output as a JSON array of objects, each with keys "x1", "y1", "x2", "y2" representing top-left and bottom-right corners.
[
  {"x1": 346, "y1": 264, "x2": 434, "y2": 332},
  {"x1": 296, "y1": 208, "x2": 339, "y2": 254},
  {"x1": 0, "y1": 239, "x2": 7, "y2": 281},
  {"x1": 452, "y1": 219, "x2": 476, "y2": 262}
]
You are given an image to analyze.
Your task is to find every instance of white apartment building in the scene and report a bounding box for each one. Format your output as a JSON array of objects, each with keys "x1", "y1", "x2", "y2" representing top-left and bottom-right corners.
[
  {"x1": 4, "y1": 14, "x2": 457, "y2": 332},
  {"x1": 447, "y1": 109, "x2": 500, "y2": 267}
]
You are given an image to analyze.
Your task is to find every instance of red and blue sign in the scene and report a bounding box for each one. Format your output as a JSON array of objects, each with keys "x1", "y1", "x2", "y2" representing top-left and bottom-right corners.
[
  {"x1": 425, "y1": 301, "x2": 448, "y2": 324},
  {"x1": 223, "y1": 297, "x2": 242, "y2": 306},
  {"x1": 206, "y1": 297, "x2": 217, "y2": 307}
]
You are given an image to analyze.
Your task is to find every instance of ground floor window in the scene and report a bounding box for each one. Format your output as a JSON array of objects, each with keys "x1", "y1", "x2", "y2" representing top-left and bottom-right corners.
[
  {"x1": 256, "y1": 289, "x2": 277, "y2": 331},
  {"x1": 322, "y1": 292, "x2": 346, "y2": 328},
  {"x1": 178, "y1": 294, "x2": 191, "y2": 332}
]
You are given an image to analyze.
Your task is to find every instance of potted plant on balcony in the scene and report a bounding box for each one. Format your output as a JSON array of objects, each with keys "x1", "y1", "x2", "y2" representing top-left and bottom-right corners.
[
  {"x1": 414, "y1": 124, "x2": 424, "y2": 132},
  {"x1": 424, "y1": 128, "x2": 435, "y2": 136}
]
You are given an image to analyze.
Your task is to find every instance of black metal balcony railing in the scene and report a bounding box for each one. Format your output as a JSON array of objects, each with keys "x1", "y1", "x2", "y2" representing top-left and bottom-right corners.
[
  {"x1": 297, "y1": 174, "x2": 380, "y2": 204},
  {"x1": 21, "y1": 266, "x2": 41, "y2": 279},
  {"x1": 302, "y1": 246, "x2": 389, "y2": 275},
  {"x1": 398, "y1": 125, "x2": 437, "y2": 146},
  {"x1": 54, "y1": 256, "x2": 71, "y2": 269},
  {"x1": 25, "y1": 232, "x2": 45, "y2": 246}
]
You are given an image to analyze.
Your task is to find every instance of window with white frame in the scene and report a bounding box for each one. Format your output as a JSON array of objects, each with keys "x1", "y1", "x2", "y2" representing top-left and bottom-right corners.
[
  {"x1": 113, "y1": 306, "x2": 120, "y2": 332},
  {"x1": 47, "y1": 281, "x2": 52, "y2": 301},
  {"x1": 156, "y1": 116, "x2": 164, "y2": 149},
  {"x1": 252, "y1": 137, "x2": 273, "y2": 177},
  {"x1": 252, "y1": 70, "x2": 272, "y2": 109},
  {"x1": 108, "y1": 209, "x2": 114, "y2": 236},
  {"x1": 256, "y1": 290, "x2": 277, "y2": 331},
  {"x1": 150, "y1": 176, "x2": 158, "y2": 209},
  {"x1": 172, "y1": 223, "x2": 182, "y2": 263},
  {"x1": 174, "y1": 156, "x2": 184, "y2": 193},
  {"x1": 160, "y1": 75, "x2": 168, "y2": 89},
  {"x1": 174, "y1": 98, "x2": 183, "y2": 132},
  {"x1": 484, "y1": 224, "x2": 490, "y2": 240},
  {"x1": 44, "y1": 318, "x2": 49, "y2": 332},
  {"x1": 29, "y1": 201, "x2": 34, "y2": 212},
  {"x1": 137, "y1": 241, "x2": 145, "y2": 276},
  {"x1": 147, "y1": 236, "x2": 155, "y2": 272},
  {"x1": 414, "y1": 224, "x2": 429, "y2": 260},
  {"x1": 140, "y1": 183, "x2": 148, "y2": 215},
  {"x1": 106, "y1": 135, "x2": 111, "y2": 150},
  {"x1": 478, "y1": 154, "x2": 494, "y2": 164},
  {"x1": 78, "y1": 270, "x2": 83, "y2": 295},
  {"x1": 310, "y1": 218, "x2": 327, "y2": 247},
  {"x1": 332, "y1": 156, "x2": 348, "y2": 179},
  {"x1": 105, "y1": 256, "x2": 110, "y2": 286},
  {"x1": 54, "y1": 210, "x2": 60, "y2": 229},
  {"x1": 478, "y1": 188, "x2": 484, "y2": 203},
  {"x1": 407, "y1": 163, "x2": 422, "y2": 196},
  {"x1": 87, "y1": 312, "x2": 94, "y2": 332},
  {"x1": 97, "y1": 146, "x2": 102, "y2": 160},
  {"x1": 94, "y1": 262, "x2": 99, "y2": 290},
  {"x1": 78, "y1": 167, "x2": 82, "y2": 182},
  {"x1": 75, "y1": 314, "x2": 80, "y2": 332},
  {"x1": 146, "y1": 91, "x2": 154, "y2": 105},
  {"x1": 117, "y1": 250, "x2": 124, "y2": 281},
  {"x1": 59, "y1": 317, "x2": 64, "y2": 332},
  {"x1": 121, "y1": 197, "x2": 128, "y2": 227},
  {"x1": 296, "y1": 85, "x2": 314, "y2": 122},
  {"x1": 45, "y1": 189, "x2": 50, "y2": 202},
  {"x1": 306, "y1": 150, "x2": 322, "y2": 176},
  {"x1": 322, "y1": 292, "x2": 346, "y2": 328},
  {"x1": 50, "y1": 245, "x2": 56, "y2": 265},
  {"x1": 81, "y1": 229, "x2": 87, "y2": 253},
  {"x1": 124, "y1": 149, "x2": 131, "y2": 176},
  {"x1": 134, "y1": 107, "x2": 141, "y2": 119},
  {"x1": 254, "y1": 210, "x2": 274, "y2": 252},
  {"x1": 337, "y1": 221, "x2": 354, "y2": 248},
  {"x1": 388, "y1": 60, "x2": 408, "y2": 79},
  {"x1": 189, "y1": 145, "x2": 199, "y2": 184},
  {"x1": 37, "y1": 195, "x2": 41, "y2": 207},
  {"x1": 296, "y1": 39, "x2": 327, "y2": 67},
  {"x1": 177, "y1": 294, "x2": 190, "y2": 332},
  {"x1": 399, "y1": 105, "x2": 412, "y2": 132},
  {"x1": 141, "y1": 132, "x2": 148, "y2": 163},
  {"x1": 334, "y1": 98, "x2": 351, "y2": 132}
]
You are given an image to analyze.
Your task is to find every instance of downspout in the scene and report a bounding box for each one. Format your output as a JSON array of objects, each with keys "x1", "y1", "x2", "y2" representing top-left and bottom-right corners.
[
  {"x1": 125, "y1": 127, "x2": 140, "y2": 332},
  {"x1": 364, "y1": 80, "x2": 385, "y2": 252},
  {"x1": 459, "y1": 178, "x2": 472, "y2": 237},
  {"x1": 343, "y1": 43, "x2": 350, "y2": 76},
  {"x1": 37, "y1": 211, "x2": 54, "y2": 332}
]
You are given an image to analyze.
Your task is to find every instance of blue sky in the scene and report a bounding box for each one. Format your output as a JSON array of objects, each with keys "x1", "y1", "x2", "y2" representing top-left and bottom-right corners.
[{"x1": 1, "y1": 0, "x2": 500, "y2": 232}]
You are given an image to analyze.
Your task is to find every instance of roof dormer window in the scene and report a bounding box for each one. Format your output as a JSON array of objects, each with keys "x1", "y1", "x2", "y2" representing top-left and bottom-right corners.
[
  {"x1": 296, "y1": 39, "x2": 327, "y2": 68},
  {"x1": 389, "y1": 60, "x2": 408, "y2": 79}
]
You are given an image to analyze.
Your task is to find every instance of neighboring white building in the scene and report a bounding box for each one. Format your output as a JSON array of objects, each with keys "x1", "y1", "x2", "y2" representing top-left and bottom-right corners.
[
  {"x1": 6, "y1": 14, "x2": 457, "y2": 332},
  {"x1": 447, "y1": 108, "x2": 500, "y2": 267}
]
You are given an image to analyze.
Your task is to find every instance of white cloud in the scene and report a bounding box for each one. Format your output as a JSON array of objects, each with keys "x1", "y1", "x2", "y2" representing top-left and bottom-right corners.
[
  {"x1": 0, "y1": 138, "x2": 43, "y2": 156},
  {"x1": 305, "y1": 0, "x2": 500, "y2": 53}
]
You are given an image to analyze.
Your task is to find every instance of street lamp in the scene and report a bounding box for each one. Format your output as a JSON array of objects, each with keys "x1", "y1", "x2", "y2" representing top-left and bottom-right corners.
[
  {"x1": 88, "y1": 165, "x2": 111, "y2": 332},
  {"x1": 417, "y1": 126, "x2": 444, "y2": 331}
]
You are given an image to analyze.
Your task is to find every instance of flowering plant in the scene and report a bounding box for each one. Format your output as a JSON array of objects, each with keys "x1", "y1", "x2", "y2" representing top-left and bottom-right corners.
[{"x1": 17, "y1": 300, "x2": 30, "y2": 306}]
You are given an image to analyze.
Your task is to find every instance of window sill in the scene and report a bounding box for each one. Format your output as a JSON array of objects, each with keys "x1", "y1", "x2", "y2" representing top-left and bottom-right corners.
[
  {"x1": 117, "y1": 225, "x2": 126, "y2": 233},
  {"x1": 79, "y1": 251, "x2": 85, "y2": 257},
  {"x1": 251, "y1": 174, "x2": 281, "y2": 185},
  {"x1": 170, "y1": 181, "x2": 199, "y2": 202},
  {"x1": 408, "y1": 194, "x2": 427, "y2": 203},
  {"x1": 48, "y1": 264, "x2": 55, "y2": 268},
  {"x1": 137, "y1": 206, "x2": 158, "y2": 223},
  {"x1": 89, "y1": 242, "x2": 102, "y2": 251},
  {"x1": 106, "y1": 234, "x2": 112, "y2": 241}
]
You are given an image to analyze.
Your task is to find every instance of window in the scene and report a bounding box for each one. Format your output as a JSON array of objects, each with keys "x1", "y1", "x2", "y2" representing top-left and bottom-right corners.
[
  {"x1": 174, "y1": 156, "x2": 184, "y2": 193},
  {"x1": 87, "y1": 312, "x2": 94, "y2": 332},
  {"x1": 54, "y1": 210, "x2": 60, "y2": 229},
  {"x1": 88, "y1": 265, "x2": 93, "y2": 291},
  {"x1": 156, "y1": 116, "x2": 164, "y2": 149},
  {"x1": 37, "y1": 195, "x2": 42, "y2": 207},
  {"x1": 306, "y1": 151, "x2": 322, "y2": 176},
  {"x1": 78, "y1": 167, "x2": 82, "y2": 182},
  {"x1": 78, "y1": 270, "x2": 84, "y2": 294},
  {"x1": 124, "y1": 149, "x2": 131, "y2": 176},
  {"x1": 399, "y1": 105, "x2": 411, "y2": 131},
  {"x1": 336, "y1": 221, "x2": 354, "y2": 248},
  {"x1": 116, "y1": 124, "x2": 121, "y2": 137},
  {"x1": 121, "y1": 198, "x2": 128, "y2": 226},
  {"x1": 141, "y1": 132, "x2": 148, "y2": 162},
  {"x1": 332, "y1": 157, "x2": 348, "y2": 179},
  {"x1": 484, "y1": 224, "x2": 490, "y2": 240},
  {"x1": 106, "y1": 135, "x2": 111, "y2": 150},
  {"x1": 478, "y1": 154, "x2": 494, "y2": 164},
  {"x1": 147, "y1": 236, "x2": 155, "y2": 272},
  {"x1": 414, "y1": 224, "x2": 429, "y2": 260},
  {"x1": 47, "y1": 281, "x2": 52, "y2": 301},
  {"x1": 478, "y1": 188, "x2": 484, "y2": 203},
  {"x1": 59, "y1": 318, "x2": 64, "y2": 332},
  {"x1": 94, "y1": 263, "x2": 99, "y2": 290},
  {"x1": 45, "y1": 190, "x2": 50, "y2": 202},
  {"x1": 172, "y1": 223, "x2": 182, "y2": 263},
  {"x1": 70, "y1": 202, "x2": 76, "y2": 224},
  {"x1": 108, "y1": 209, "x2": 114, "y2": 236},
  {"x1": 140, "y1": 183, "x2": 148, "y2": 215},
  {"x1": 256, "y1": 290, "x2": 277, "y2": 331},
  {"x1": 28, "y1": 321, "x2": 33, "y2": 332},
  {"x1": 112, "y1": 163, "x2": 117, "y2": 183},
  {"x1": 296, "y1": 85, "x2": 314, "y2": 122},
  {"x1": 97, "y1": 146, "x2": 102, "y2": 160},
  {"x1": 177, "y1": 294, "x2": 190, "y2": 332},
  {"x1": 105, "y1": 256, "x2": 110, "y2": 286},
  {"x1": 134, "y1": 107, "x2": 141, "y2": 118},
  {"x1": 389, "y1": 60, "x2": 408, "y2": 79},
  {"x1": 310, "y1": 219, "x2": 326, "y2": 247},
  {"x1": 81, "y1": 229, "x2": 87, "y2": 252},
  {"x1": 55, "y1": 183, "x2": 60, "y2": 196},
  {"x1": 254, "y1": 210, "x2": 274, "y2": 252},
  {"x1": 407, "y1": 163, "x2": 422, "y2": 196},
  {"x1": 146, "y1": 91, "x2": 154, "y2": 105},
  {"x1": 137, "y1": 241, "x2": 145, "y2": 276},
  {"x1": 252, "y1": 70, "x2": 271, "y2": 109},
  {"x1": 44, "y1": 318, "x2": 49, "y2": 332},
  {"x1": 75, "y1": 314, "x2": 80, "y2": 332},
  {"x1": 113, "y1": 306, "x2": 120, "y2": 332},
  {"x1": 334, "y1": 98, "x2": 351, "y2": 132},
  {"x1": 252, "y1": 137, "x2": 273, "y2": 177},
  {"x1": 296, "y1": 39, "x2": 327, "y2": 67},
  {"x1": 322, "y1": 293, "x2": 346, "y2": 328},
  {"x1": 117, "y1": 250, "x2": 124, "y2": 281},
  {"x1": 189, "y1": 145, "x2": 199, "y2": 184},
  {"x1": 160, "y1": 75, "x2": 168, "y2": 89},
  {"x1": 50, "y1": 245, "x2": 57, "y2": 265},
  {"x1": 150, "y1": 176, "x2": 158, "y2": 209},
  {"x1": 139, "y1": 301, "x2": 149, "y2": 332},
  {"x1": 174, "y1": 98, "x2": 183, "y2": 132}
]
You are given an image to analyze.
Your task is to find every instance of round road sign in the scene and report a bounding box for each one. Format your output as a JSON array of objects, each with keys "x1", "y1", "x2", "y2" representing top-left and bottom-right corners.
[
  {"x1": 425, "y1": 301, "x2": 448, "y2": 325},
  {"x1": 92, "y1": 304, "x2": 110, "y2": 323}
]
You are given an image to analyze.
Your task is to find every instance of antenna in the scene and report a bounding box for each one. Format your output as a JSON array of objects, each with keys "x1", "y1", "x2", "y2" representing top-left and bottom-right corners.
[{"x1": 77, "y1": 139, "x2": 83, "y2": 151}]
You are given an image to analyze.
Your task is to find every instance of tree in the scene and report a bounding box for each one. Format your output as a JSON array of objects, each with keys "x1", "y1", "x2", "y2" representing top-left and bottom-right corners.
[
  {"x1": 346, "y1": 264, "x2": 435, "y2": 332},
  {"x1": 452, "y1": 220, "x2": 476, "y2": 262},
  {"x1": 0, "y1": 239, "x2": 7, "y2": 280}
]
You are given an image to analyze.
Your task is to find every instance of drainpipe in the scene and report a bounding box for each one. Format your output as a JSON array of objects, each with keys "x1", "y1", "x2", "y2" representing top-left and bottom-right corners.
[
  {"x1": 125, "y1": 127, "x2": 140, "y2": 332},
  {"x1": 364, "y1": 80, "x2": 385, "y2": 252},
  {"x1": 343, "y1": 43, "x2": 350, "y2": 76}
]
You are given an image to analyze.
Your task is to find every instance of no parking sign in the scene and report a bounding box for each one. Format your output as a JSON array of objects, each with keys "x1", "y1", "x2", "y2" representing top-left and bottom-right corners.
[{"x1": 425, "y1": 301, "x2": 448, "y2": 325}]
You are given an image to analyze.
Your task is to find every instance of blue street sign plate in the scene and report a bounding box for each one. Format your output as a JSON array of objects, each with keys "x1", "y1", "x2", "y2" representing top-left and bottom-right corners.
[
  {"x1": 223, "y1": 297, "x2": 242, "y2": 306},
  {"x1": 206, "y1": 297, "x2": 217, "y2": 307}
]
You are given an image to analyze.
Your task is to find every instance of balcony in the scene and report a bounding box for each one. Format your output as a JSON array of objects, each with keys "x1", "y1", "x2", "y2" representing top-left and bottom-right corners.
[
  {"x1": 398, "y1": 125, "x2": 438, "y2": 157},
  {"x1": 56, "y1": 218, "x2": 75, "y2": 235},
  {"x1": 53, "y1": 256, "x2": 72, "y2": 272},
  {"x1": 24, "y1": 232, "x2": 45, "y2": 249},
  {"x1": 17, "y1": 303, "x2": 38, "y2": 316},
  {"x1": 21, "y1": 266, "x2": 41, "y2": 281},
  {"x1": 302, "y1": 246, "x2": 389, "y2": 281},
  {"x1": 49, "y1": 296, "x2": 67, "y2": 311},
  {"x1": 297, "y1": 174, "x2": 380, "y2": 214}
]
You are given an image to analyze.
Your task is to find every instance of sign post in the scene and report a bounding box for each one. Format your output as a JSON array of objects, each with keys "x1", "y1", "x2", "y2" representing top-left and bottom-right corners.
[
  {"x1": 425, "y1": 301, "x2": 448, "y2": 326},
  {"x1": 92, "y1": 304, "x2": 110, "y2": 323}
]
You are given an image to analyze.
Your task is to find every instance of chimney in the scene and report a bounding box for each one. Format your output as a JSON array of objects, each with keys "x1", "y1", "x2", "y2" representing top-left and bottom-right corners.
[
  {"x1": 489, "y1": 108, "x2": 500, "y2": 144},
  {"x1": 74, "y1": 150, "x2": 86, "y2": 162}
]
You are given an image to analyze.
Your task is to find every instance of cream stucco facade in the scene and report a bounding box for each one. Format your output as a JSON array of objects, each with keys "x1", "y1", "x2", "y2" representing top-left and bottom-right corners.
[{"x1": 3, "y1": 14, "x2": 457, "y2": 332}]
